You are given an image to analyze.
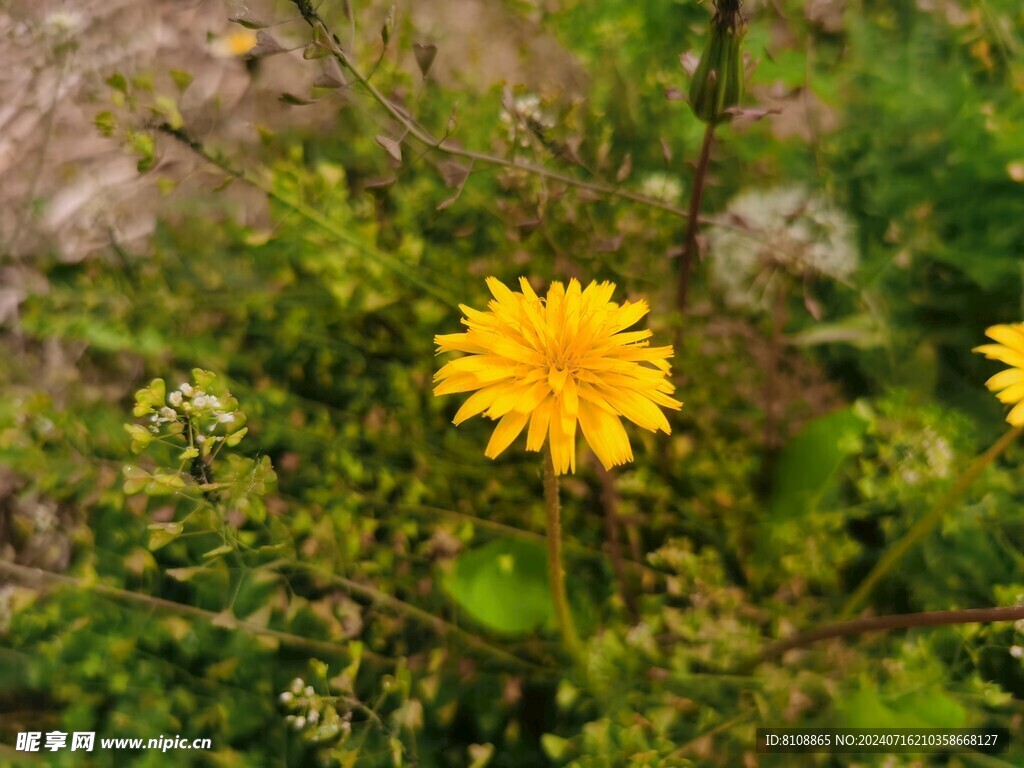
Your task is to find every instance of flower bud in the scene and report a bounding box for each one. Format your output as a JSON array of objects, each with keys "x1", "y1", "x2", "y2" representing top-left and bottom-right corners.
[{"x1": 688, "y1": 6, "x2": 746, "y2": 124}]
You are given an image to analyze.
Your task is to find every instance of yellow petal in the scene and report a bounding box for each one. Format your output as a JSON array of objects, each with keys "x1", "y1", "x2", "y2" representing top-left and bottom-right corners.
[
  {"x1": 1007, "y1": 399, "x2": 1024, "y2": 427},
  {"x1": 549, "y1": 366, "x2": 569, "y2": 393},
  {"x1": 562, "y1": 375, "x2": 579, "y2": 417},
  {"x1": 986, "y1": 368, "x2": 1024, "y2": 392},
  {"x1": 597, "y1": 386, "x2": 671, "y2": 433},
  {"x1": 518, "y1": 276, "x2": 539, "y2": 302},
  {"x1": 548, "y1": 408, "x2": 577, "y2": 474},
  {"x1": 985, "y1": 324, "x2": 1024, "y2": 353},
  {"x1": 434, "y1": 333, "x2": 489, "y2": 354},
  {"x1": 608, "y1": 300, "x2": 649, "y2": 333},
  {"x1": 974, "y1": 344, "x2": 1024, "y2": 369},
  {"x1": 526, "y1": 397, "x2": 553, "y2": 451},
  {"x1": 485, "y1": 276, "x2": 518, "y2": 306},
  {"x1": 578, "y1": 400, "x2": 633, "y2": 469},
  {"x1": 996, "y1": 382, "x2": 1024, "y2": 405},
  {"x1": 484, "y1": 411, "x2": 530, "y2": 459},
  {"x1": 453, "y1": 384, "x2": 512, "y2": 425},
  {"x1": 513, "y1": 380, "x2": 552, "y2": 414}
]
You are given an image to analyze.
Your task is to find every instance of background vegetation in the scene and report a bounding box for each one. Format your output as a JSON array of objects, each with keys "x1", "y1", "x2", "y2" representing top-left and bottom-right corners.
[{"x1": 1, "y1": 0, "x2": 1024, "y2": 765}]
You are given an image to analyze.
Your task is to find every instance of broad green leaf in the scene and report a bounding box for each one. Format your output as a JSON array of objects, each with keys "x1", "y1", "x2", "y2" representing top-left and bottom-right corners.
[
  {"x1": 767, "y1": 406, "x2": 868, "y2": 520},
  {"x1": 441, "y1": 538, "x2": 552, "y2": 634}
]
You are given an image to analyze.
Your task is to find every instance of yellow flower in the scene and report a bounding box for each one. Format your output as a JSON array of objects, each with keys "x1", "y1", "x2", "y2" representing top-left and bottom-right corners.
[
  {"x1": 975, "y1": 323, "x2": 1024, "y2": 426},
  {"x1": 434, "y1": 277, "x2": 683, "y2": 474},
  {"x1": 210, "y1": 29, "x2": 258, "y2": 58}
]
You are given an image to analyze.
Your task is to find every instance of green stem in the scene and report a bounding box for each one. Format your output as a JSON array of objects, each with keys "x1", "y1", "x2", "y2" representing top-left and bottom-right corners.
[
  {"x1": 544, "y1": 449, "x2": 582, "y2": 660},
  {"x1": 841, "y1": 425, "x2": 1023, "y2": 619}
]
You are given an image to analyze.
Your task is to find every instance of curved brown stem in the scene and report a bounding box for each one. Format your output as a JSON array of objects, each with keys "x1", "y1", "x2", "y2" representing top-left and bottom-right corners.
[
  {"x1": 744, "y1": 605, "x2": 1024, "y2": 671},
  {"x1": 676, "y1": 123, "x2": 715, "y2": 312},
  {"x1": 596, "y1": 463, "x2": 639, "y2": 622}
]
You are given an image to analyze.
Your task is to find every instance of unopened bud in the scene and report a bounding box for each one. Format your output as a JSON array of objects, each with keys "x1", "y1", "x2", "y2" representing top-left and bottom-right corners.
[{"x1": 688, "y1": 5, "x2": 746, "y2": 124}]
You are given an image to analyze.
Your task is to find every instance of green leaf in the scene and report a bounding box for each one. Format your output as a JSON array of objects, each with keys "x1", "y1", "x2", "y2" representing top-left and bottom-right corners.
[
  {"x1": 145, "y1": 473, "x2": 186, "y2": 496},
  {"x1": 541, "y1": 733, "x2": 571, "y2": 761},
  {"x1": 224, "y1": 427, "x2": 248, "y2": 447},
  {"x1": 441, "y1": 538, "x2": 552, "y2": 634},
  {"x1": 202, "y1": 544, "x2": 233, "y2": 559},
  {"x1": 228, "y1": 13, "x2": 268, "y2": 29},
  {"x1": 132, "y1": 378, "x2": 166, "y2": 417},
  {"x1": 95, "y1": 111, "x2": 116, "y2": 137},
  {"x1": 124, "y1": 424, "x2": 153, "y2": 454},
  {"x1": 106, "y1": 72, "x2": 128, "y2": 93},
  {"x1": 767, "y1": 407, "x2": 868, "y2": 520},
  {"x1": 166, "y1": 566, "x2": 204, "y2": 582},
  {"x1": 122, "y1": 465, "x2": 150, "y2": 495},
  {"x1": 170, "y1": 69, "x2": 193, "y2": 92},
  {"x1": 151, "y1": 96, "x2": 183, "y2": 130},
  {"x1": 839, "y1": 680, "x2": 966, "y2": 729},
  {"x1": 148, "y1": 521, "x2": 184, "y2": 550}
]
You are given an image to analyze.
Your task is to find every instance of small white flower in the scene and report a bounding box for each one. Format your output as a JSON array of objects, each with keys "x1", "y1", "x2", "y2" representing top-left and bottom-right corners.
[
  {"x1": 500, "y1": 91, "x2": 554, "y2": 147},
  {"x1": 168, "y1": 391, "x2": 183, "y2": 407},
  {"x1": 1011, "y1": 646, "x2": 1023, "y2": 659},
  {"x1": 43, "y1": 10, "x2": 83, "y2": 37},
  {"x1": 291, "y1": 678, "x2": 304, "y2": 694},
  {"x1": 638, "y1": 173, "x2": 683, "y2": 205},
  {"x1": 159, "y1": 407, "x2": 177, "y2": 421},
  {"x1": 303, "y1": 685, "x2": 315, "y2": 698},
  {"x1": 293, "y1": 716, "x2": 306, "y2": 730},
  {"x1": 180, "y1": 383, "x2": 194, "y2": 397},
  {"x1": 279, "y1": 692, "x2": 293, "y2": 704},
  {"x1": 192, "y1": 395, "x2": 209, "y2": 409},
  {"x1": 307, "y1": 710, "x2": 319, "y2": 724},
  {"x1": 218, "y1": 412, "x2": 236, "y2": 424},
  {"x1": 196, "y1": 434, "x2": 206, "y2": 444}
]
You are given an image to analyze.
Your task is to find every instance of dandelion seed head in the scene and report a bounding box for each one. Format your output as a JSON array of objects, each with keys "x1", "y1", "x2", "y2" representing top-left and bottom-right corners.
[{"x1": 707, "y1": 185, "x2": 858, "y2": 311}]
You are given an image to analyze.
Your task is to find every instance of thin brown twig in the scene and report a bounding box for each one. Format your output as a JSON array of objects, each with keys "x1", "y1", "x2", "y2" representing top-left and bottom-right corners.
[
  {"x1": 762, "y1": 280, "x2": 787, "y2": 453},
  {"x1": 290, "y1": 561, "x2": 555, "y2": 674},
  {"x1": 676, "y1": 123, "x2": 715, "y2": 312},
  {"x1": 289, "y1": 0, "x2": 688, "y2": 218},
  {"x1": 745, "y1": 605, "x2": 1024, "y2": 672},
  {"x1": 595, "y1": 463, "x2": 638, "y2": 622},
  {"x1": 0, "y1": 560, "x2": 374, "y2": 663}
]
